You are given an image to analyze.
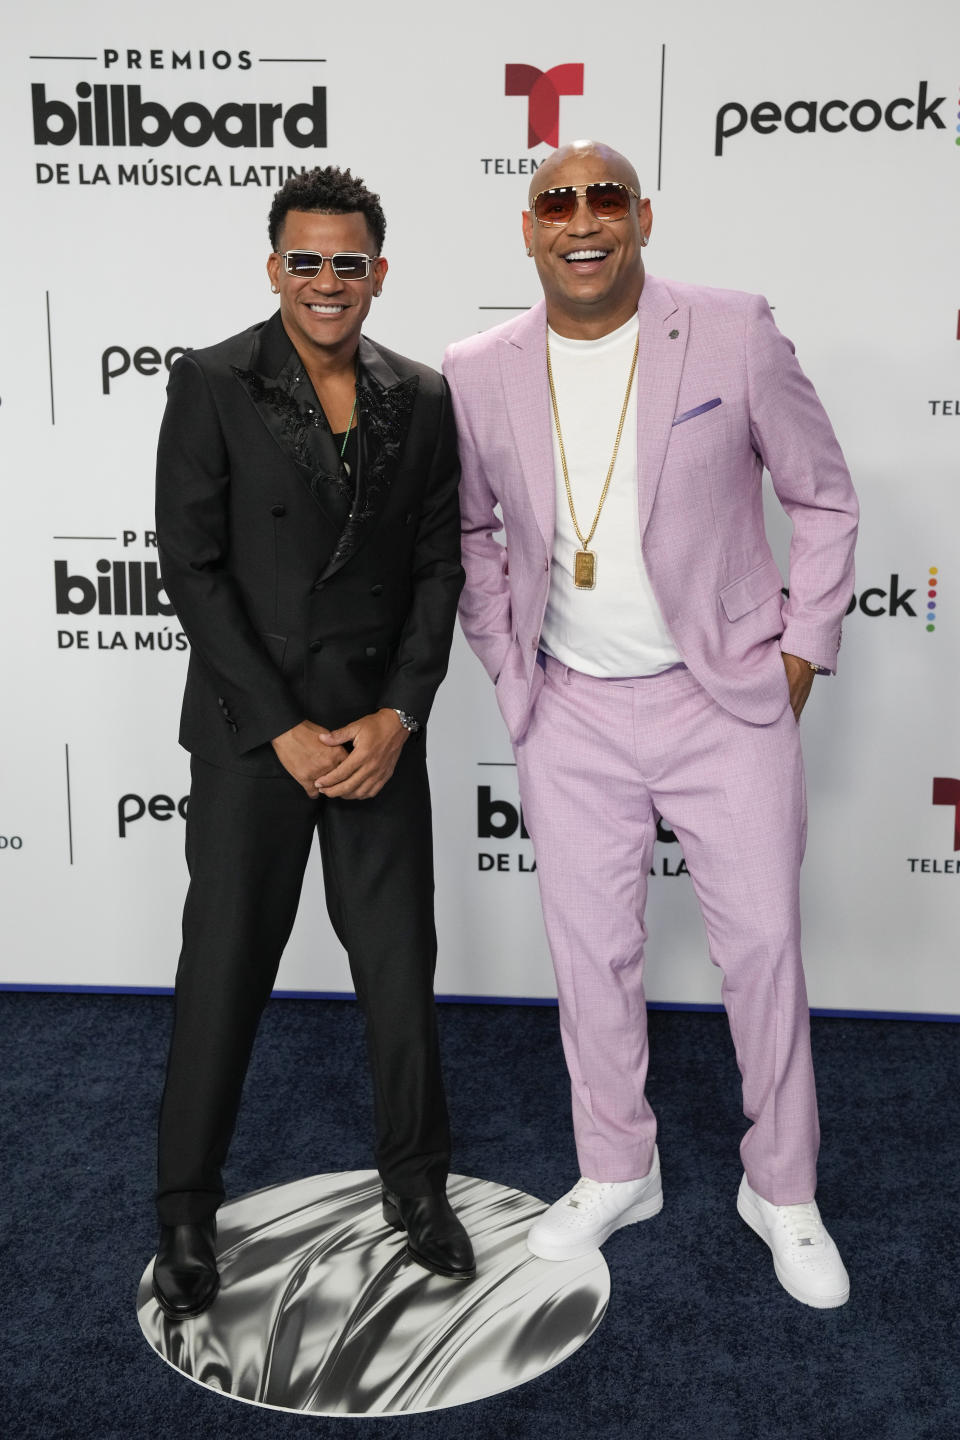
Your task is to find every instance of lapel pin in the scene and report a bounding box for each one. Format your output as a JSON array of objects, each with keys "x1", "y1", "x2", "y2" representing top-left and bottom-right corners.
[{"x1": 669, "y1": 329, "x2": 679, "y2": 339}]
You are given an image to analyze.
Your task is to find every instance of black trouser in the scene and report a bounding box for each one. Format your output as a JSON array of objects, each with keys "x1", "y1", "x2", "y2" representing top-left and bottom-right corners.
[{"x1": 156, "y1": 744, "x2": 450, "y2": 1225}]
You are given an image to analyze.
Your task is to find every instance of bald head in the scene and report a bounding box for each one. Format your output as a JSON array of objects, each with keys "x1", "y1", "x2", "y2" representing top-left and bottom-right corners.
[
  {"x1": 520, "y1": 138, "x2": 651, "y2": 339},
  {"x1": 528, "y1": 140, "x2": 641, "y2": 206}
]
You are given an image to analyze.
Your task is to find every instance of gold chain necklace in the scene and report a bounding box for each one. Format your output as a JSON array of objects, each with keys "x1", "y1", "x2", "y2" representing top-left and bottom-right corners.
[{"x1": 546, "y1": 331, "x2": 639, "y2": 589}]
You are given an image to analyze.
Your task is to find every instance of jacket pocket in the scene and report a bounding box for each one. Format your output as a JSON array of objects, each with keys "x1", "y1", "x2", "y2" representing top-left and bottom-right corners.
[
  {"x1": 672, "y1": 397, "x2": 722, "y2": 427},
  {"x1": 719, "y1": 557, "x2": 783, "y2": 621}
]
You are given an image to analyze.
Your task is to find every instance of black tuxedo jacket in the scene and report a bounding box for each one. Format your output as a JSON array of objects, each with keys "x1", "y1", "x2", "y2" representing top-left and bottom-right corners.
[{"x1": 155, "y1": 311, "x2": 464, "y2": 776}]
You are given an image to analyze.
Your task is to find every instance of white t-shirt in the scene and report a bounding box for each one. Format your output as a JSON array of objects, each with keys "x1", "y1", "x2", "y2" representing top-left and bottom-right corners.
[{"x1": 539, "y1": 315, "x2": 682, "y2": 677}]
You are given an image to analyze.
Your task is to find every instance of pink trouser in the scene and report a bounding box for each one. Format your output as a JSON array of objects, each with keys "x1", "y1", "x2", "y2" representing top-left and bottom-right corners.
[{"x1": 514, "y1": 654, "x2": 819, "y2": 1206}]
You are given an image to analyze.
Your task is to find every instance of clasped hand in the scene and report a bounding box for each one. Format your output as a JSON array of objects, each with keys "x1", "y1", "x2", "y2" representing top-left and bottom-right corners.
[{"x1": 272, "y1": 710, "x2": 408, "y2": 801}]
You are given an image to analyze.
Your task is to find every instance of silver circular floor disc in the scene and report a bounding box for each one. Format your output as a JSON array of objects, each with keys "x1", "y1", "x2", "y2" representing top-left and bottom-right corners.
[{"x1": 137, "y1": 1171, "x2": 609, "y2": 1416}]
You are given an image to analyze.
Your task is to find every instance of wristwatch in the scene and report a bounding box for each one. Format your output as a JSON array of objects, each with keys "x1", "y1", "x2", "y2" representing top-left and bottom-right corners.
[{"x1": 391, "y1": 708, "x2": 421, "y2": 733}]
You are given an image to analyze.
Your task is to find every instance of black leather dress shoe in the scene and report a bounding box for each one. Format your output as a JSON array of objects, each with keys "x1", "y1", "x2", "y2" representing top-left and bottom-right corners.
[
  {"x1": 152, "y1": 1218, "x2": 220, "y2": 1320},
  {"x1": 382, "y1": 1189, "x2": 476, "y2": 1279}
]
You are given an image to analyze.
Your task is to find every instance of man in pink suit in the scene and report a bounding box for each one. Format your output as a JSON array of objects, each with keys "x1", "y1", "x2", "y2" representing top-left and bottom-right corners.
[{"x1": 443, "y1": 140, "x2": 858, "y2": 1308}]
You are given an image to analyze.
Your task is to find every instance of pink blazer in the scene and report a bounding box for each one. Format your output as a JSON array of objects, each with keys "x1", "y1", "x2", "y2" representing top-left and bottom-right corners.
[{"x1": 443, "y1": 275, "x2": 858, "y2": 743}]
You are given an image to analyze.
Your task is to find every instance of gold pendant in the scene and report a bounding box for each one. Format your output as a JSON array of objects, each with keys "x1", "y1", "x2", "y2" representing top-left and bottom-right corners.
[{"x1": 574, "y1": 550, "x2": 596, "y2": 589}]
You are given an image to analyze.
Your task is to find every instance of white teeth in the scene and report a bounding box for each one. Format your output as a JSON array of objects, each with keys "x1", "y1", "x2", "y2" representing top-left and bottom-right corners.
[
  {"x1": 565, "y1": 250, "x2": 608, "y2": 262},
  {"x1": 308, "y1": 304, "x2": 344, "y2": 313}
]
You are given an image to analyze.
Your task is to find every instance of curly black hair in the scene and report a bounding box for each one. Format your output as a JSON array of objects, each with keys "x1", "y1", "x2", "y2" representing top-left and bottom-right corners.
[{"x1": 267, "y1": 166, "x2": 386, "y2": 253}]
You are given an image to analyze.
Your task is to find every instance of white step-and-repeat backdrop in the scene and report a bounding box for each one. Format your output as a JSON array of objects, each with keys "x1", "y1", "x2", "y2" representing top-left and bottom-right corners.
[{"x1": 1, "y1": 0, "x2": 957, "y2": 1013}]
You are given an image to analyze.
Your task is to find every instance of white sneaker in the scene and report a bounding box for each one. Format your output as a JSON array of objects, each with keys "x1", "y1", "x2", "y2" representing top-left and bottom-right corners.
[
  {"x1": 737, "y1": 1175, "x2": 850, "y2": 1308},
  {"x1": 527, "y1": 1148, "x2": 663, "y2": 1261}
]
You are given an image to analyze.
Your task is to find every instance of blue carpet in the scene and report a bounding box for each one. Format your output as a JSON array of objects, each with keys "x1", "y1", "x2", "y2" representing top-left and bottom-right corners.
[{"x1": 1, "y1": 993, "x2": 957, "y2": 1439}]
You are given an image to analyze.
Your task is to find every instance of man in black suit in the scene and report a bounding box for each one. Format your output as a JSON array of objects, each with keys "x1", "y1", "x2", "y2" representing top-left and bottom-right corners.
[{"x1": 151, "y1": 166, "x2": 474, "y2": 1320}]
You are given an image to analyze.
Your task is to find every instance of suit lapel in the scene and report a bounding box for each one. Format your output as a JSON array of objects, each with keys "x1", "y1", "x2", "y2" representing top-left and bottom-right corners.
[
  {"x1": 496, "y1": 285, "x2": 688, "y2": 551},
  {"x1": 231, "y1": 311, "x2": 351, "y2": 527},
  {"x1": 635, "y1": 275, "x2": 687, "y2": 538},
  {"x1": 315, "y1": 336, "x2": 419, "y2": 583},
  {"x1": 498, "y1": 303, "x2": 555, "y2": 552},
  {"x1": 232, "y1": 318, "x2": 419, "y2": 579}
]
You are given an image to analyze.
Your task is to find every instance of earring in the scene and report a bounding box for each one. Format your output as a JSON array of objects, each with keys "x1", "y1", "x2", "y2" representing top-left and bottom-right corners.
[
  {"x1": 373, "y1": 288, "x2": 382, "y2": 297},
  {"x1": 271, "y1": 284, "x2": 279, "y2": 292},
  {"x1": 525, "y1": 246, "x2": 533, "y2": 256},
  {"x1": 640, "y1": 235, "x2": 648, "y2": 247}
]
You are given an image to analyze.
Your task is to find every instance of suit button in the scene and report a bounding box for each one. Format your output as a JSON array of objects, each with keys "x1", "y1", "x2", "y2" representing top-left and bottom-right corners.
[
  {"x1": 370, "y1": 584, "x2": 384, "y2": 596},
  {"x1": 229, "y1": 721, "x2": 239, "y2": 733},
  {"x1": 544, "y1": 559, "x2": 549, "y2": 572},
  {"x1": 271, "y1": 504, "x2": 286, "y2": 518},
  {"x1": 218, "y1": 697, "x2": 226, "y2": 709},
  {"x1": 309, "y1": 639, "x2": 323, "y2": 653},
  {"x1": 365, "y1": 646, "x2": 377, "y2": 657},
  {"x1": 404, "y1": 512, "x2": 413, "y2": 525}
]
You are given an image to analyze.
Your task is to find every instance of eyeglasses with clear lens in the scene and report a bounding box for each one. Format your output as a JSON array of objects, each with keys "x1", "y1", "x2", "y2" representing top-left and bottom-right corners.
[
  {"x1": 281, "y1": 251, "x2": 375, "y2": 280},
  {"x1": 532, "y1": 182, "x2": 641, "y2": 227}
]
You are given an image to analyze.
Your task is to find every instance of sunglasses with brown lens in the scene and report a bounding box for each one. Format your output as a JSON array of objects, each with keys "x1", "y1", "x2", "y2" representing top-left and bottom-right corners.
[{"x1": 531, "y1": 182, "x2": 641, "y2": 227}]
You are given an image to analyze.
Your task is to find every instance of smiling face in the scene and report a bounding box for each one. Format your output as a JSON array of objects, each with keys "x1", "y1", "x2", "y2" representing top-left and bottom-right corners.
[
  {"x1": 522, "y1": 142, "x2": 651, "y2": 339},
  {"x1": 266, "y1": 208, "x2": 388, "y2": 370}
]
